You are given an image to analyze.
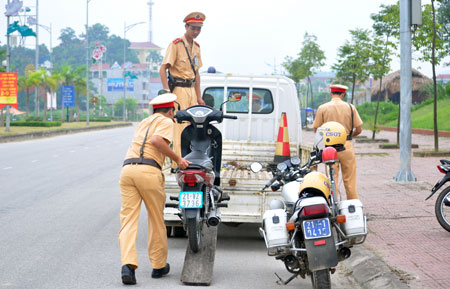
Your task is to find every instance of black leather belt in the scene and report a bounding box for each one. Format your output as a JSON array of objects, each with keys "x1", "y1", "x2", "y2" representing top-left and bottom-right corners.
[
  {"x1": 173, "y1": 77, "x2": 195, "y2": 87},
  {"x1": 346, "y1": 135, "x2": 352, "y2": 140},
  {"x1": 123, "y1": 158, "x2": 161, "y2": 170}
]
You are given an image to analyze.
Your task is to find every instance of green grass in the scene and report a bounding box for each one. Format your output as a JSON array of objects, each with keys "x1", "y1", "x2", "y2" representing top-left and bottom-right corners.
[
  {"x1": 357, "y1": 97, "x2": 450, "y2": 132},
  {"x1": 0, "y1": 121, "x2": 127, "y2": 136}
]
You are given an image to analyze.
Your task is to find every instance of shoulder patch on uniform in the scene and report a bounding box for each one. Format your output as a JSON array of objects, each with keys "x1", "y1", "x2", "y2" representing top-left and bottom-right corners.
[
  {"x1": 173, "y1": 38, "x2": 182, "y2": 44},
  {"x1": 194, "y1": 41, "x2": 200, "y2": 47}
]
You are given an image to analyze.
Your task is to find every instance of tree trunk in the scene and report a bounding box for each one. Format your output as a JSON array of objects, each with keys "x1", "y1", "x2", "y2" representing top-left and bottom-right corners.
[
  {"x1": 397, "y1": 102, "x2": 400, "y2": 145},
  {"x1": 351, "y1": 74, "x2": 356, "y2": 104},
  {"x1": 431, "y1": 0, "x2": 439, "y2": 152},
  {"x1": 35, "y1": 88, "x2": 39, "y2": 117},
  {"x1": 372, "y1": 78, "x2": 383, "y2": 140},
  {"x1": 26, "y1": 90, "x2": 30, "y2": 118},
  {"x1": 307, "y1": 76, "x2": 314, "y2": 110},
  {"x1": 61, "y1": 86, "x2": 65, "y2": 123},
  {"x1": 43, "y1": 90, "x2": 48, "y2": 122},
  {"x1": 0, "y1": 108, "x2": 4, "y2": 127},
  {"x1": 76, "y1": 92, "x2": 80, "y2": 121}
]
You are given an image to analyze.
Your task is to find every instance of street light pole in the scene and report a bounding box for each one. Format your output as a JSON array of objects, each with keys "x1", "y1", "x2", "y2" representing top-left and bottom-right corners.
[
  {"x1": 86, "y1": 0, "x2": 92, "y2": 125},
  {"x1": 5, "y1": 0, "x2": 11, "y2": 132},
  {"x1": 122, "y1": 21, "x2": 145, "y2": 121}
]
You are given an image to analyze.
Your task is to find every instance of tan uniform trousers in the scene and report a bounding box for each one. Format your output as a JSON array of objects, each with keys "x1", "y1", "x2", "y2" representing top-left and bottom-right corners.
[
  {"x1": 119, "y1": 164, "x2": 167, "y2": 269},
  {"x1": 332, "y1": 140, "x2": 358, "y2": 200},
  {"x1": 172, "y1": 85, "x2": 198, "y2": 169}
]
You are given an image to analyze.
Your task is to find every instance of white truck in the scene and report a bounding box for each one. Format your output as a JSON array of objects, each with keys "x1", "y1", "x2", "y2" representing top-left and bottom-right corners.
[{"x1": 164, "y1": 73, "x2": 312, "y2": 226}]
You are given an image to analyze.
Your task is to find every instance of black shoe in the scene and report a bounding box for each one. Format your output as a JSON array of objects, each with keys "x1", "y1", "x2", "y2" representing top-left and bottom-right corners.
[
  {"x1": 170, "y1": 168, "x2": 177, "y2": 174},
  {"x1": 151, "y1": 263, "x2": 170, "y2": 278},
  {"x1": 121, "y1": 264, "x2": 136, "y2": 285}
]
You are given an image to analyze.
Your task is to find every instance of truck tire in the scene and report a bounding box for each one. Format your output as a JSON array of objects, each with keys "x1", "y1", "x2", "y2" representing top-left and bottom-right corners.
[
  {"x1": 174, "y1": 226, "x2": 186, "y2": 237},
  {"x1": 311, "y1": 269, "x2": 331, "y2": 289},
  {"x1": 187, "y1": 218, "x2": 201, "y2": 253},
  {"x1": 435, "y1": 186, "x2": 450, "y2": 232}
]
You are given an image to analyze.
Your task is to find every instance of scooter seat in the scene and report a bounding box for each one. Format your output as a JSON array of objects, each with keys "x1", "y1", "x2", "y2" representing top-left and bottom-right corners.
[
  {"x1": 441, "y1": 159, "x2": 450, "y2": 165},
  {"x1": 184, "y1": 150, "x2": 213, "y2": 171}
]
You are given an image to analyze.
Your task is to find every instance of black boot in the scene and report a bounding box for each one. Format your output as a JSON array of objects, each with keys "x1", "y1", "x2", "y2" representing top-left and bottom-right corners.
[
  {"x1": 121, "y1": 264, "x2": 136, "y2": 285},
  {"x1": 151, "y1": 263, "x2": 170, "y2": 278}
]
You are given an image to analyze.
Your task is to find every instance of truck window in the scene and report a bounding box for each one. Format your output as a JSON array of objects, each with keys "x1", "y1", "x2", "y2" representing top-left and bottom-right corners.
[{"x1": 203, "y1": 87, "x2": 273, "y2": 114}]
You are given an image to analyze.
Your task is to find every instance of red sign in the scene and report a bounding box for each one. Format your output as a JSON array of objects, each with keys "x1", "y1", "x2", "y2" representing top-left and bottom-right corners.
[{"x1": 0, "y1": 72, "x2": 18, "y2": 109}]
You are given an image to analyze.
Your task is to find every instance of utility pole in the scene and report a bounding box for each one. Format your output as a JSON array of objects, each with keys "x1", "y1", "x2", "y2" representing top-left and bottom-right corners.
[
  {"x1": 5, "y1": 0, "x2": 11, "y2": 132},
  {"x1": 395, "y1": 0, "x2": 416, "y2": 182},
  {"x1": 35, "y1": 0, "x2": 39, "y2": 117}
]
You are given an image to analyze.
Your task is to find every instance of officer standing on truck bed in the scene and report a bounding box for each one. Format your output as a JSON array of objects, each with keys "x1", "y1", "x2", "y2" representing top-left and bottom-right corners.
[
  {"x1": 159, "y1": 12, "x2": 206, "y2": 171},
  {"x1": 119, "y1": 93, "x2": 190, "y2": 285},
  {"x1": 313, "y1": 84, "x2": 363, "y2": 200}
]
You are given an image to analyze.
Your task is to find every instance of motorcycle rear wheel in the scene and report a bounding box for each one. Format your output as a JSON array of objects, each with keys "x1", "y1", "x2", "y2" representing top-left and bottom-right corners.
[
  {"x1": 435, "y1": 186, "x2": 450, "y2": 232},
  {"x1": 187, "y1": 218, "x2": 202, "y2": 252},
  {"x1": 311, "y1": 269, "x2": 331, "y2": 289}
]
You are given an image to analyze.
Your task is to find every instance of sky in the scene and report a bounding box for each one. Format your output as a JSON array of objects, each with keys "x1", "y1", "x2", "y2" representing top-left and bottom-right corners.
[{"x1": 1, "y1": 0, "x2": 448, "y2": 78}]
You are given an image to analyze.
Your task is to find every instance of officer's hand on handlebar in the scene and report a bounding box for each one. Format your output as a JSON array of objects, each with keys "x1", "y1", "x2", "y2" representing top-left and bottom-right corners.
[{"x1": 176, "y1": 157, "x2": 191, "y2": 170}]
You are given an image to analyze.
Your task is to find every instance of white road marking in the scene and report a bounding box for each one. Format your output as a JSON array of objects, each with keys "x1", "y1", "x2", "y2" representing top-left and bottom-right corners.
[
  {"x1": 3, "y1": 167, "x2": 12, "y2": 170},
  {"x1": 53, "y1": 154, "x2": 59, "y2": 158},
  {"x1": 31, "y1": 160, "x2": 38, "y2": 163},
  {"x1": 69, "y1": 150, "x2": 75, "y2": 153}
]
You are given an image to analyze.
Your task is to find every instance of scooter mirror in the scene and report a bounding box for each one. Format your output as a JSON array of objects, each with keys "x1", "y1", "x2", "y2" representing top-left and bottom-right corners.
[{"x1": 250, "y1": 162, "x2": 263, "y2": 173}]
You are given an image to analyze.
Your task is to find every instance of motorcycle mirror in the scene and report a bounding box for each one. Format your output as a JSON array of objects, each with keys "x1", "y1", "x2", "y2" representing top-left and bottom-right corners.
[
  {"x1": 174, "y1": 100, "x2": 181, "y2": 111},
  {"x1": 220, "y1": 92, "x2": 242, "y2": 111},
  {"x1": 250, "y1": 162, "x2": 263, "y2": 173}
]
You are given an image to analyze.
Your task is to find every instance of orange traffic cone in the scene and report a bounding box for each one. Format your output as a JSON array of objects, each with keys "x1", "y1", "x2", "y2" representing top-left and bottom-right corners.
[{"x1": 274, "y1": 112, "x2": 291, "y2": 163}]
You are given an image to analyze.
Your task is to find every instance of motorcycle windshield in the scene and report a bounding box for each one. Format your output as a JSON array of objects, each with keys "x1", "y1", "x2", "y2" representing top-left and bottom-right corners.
[{"x1": 314, "y1": 127, "x2": 326, "y2": 150}]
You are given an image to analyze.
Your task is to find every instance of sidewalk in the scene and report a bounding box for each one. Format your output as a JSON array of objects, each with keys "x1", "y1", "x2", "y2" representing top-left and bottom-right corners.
[{"x1": 303, "y1": 129, "x2": 450, "y2": 289}]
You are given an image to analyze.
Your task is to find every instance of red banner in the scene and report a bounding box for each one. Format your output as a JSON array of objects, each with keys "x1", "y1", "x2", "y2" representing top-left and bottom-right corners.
[{"x1": 0, "y1": 72, "x2": 18, "y2": 110}]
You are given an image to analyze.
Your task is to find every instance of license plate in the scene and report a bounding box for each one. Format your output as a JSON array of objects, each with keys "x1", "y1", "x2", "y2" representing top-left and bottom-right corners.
[
  {"x1": 303, "y1": 218, "x2": 331, "y2": 239},
  {"x1": 179, "y1": 191, "x2": 203, "y2": 209}
]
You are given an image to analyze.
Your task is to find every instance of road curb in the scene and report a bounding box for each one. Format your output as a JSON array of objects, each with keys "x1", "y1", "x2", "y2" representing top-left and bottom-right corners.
[
  {"x1": 341, "y1": 244, "x2": 418, "y2": 289},
  {"x1": 0, "y1": 122, "x2": 132, "y2": 144}
]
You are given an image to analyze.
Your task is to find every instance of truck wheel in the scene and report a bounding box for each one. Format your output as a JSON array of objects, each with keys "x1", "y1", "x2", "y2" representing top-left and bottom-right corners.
[
  {"x1": 187, "y1": 218, "x2": 201, "y2": 253},
  {"x1": 173, "y1": 226, "x2": 186, "y2": 238},
  {"x1": 311, "y1": 269, "x2": 331, "y2": 289},
  {"x1": 435, "y1": 186, "x2": 450, "y2": 232}
]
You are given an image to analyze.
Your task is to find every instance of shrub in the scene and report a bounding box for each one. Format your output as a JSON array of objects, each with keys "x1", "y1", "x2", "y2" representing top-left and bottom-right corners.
[{"x1": 10, "y1": 121, "x2": 62, "y2": 127}]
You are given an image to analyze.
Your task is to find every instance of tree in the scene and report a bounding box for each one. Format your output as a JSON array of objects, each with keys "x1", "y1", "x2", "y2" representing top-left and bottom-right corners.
[
  {"x1": 412, "y1": 2, "x2": 447, "y2": 151},
  {"x1": 114, "y1": 97, "x2": 138, "y2": 119},
  {"x1": 17, "y1": 73, "x2": 38, "y2": 117},
  {"x1": 28, "y1": 68, "x2": 58, "y2": 121},
  {"x1": 332, "y1": 29, "x2": 372, "y2": 104},
  {"x1": 370, "y1": 3, "x2": 399, "y2": 139},
  {"x1": 283, "y1": 32, "x2": 326, "y2": 109}
]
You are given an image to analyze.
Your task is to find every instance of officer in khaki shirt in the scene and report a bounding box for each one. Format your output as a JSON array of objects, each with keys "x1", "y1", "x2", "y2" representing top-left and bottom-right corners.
[
  {"x1": 119, "y1": 93, "x2": 190, "y2": 285},
  {"x1": 160, "y1": 12, "x2": 206, "y2": 169},
  {"x1": 313, "y1": 84, "x2": 363, "y2": 200}
]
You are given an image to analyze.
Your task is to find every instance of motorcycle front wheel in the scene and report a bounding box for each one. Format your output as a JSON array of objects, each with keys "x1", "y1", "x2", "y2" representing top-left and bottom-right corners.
[
  {"x1": 187, "y1": 218, "x2": 202, "y2": 252},
  {"x1": 311, "y1": 269, "x2": 331, "y2": 289},
  {"x1": 435, "y1": 186, "x2": 450, "y2": 232}
]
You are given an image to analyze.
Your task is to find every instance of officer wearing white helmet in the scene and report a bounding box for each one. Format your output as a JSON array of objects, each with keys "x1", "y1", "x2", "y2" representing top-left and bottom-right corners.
[
  {"x1": 313, "y1": 84, "x2": 363, "y2": 200},
  {"x1": 118, "y1": 93, "x2": 191, "y2": 285}
]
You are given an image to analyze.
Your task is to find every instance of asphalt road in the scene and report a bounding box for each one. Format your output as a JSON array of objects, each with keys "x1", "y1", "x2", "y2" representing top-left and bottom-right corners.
[{"x1": 0, "y1": 126, "x2": 360, "y2": 289}]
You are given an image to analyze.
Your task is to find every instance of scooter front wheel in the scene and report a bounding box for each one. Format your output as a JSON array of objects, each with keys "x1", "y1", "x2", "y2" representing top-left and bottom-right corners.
[
  {"x1": 311, "y1": 269, "x2": 331, "y2": 289},
  {"x1": 435, "y1": 186, "x2": 450, "y2": 232},
  {"x1": 187, "y1": 218, "x2": 202, "y2": 252}
]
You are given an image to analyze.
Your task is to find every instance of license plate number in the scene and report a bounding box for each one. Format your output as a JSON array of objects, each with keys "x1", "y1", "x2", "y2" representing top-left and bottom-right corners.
[
  {"x1": 303, "y1": 218, "x2": 331, "y2": 239},
  {"x1": 179, "y1": 191, "x2": 203, "y2": 208}
]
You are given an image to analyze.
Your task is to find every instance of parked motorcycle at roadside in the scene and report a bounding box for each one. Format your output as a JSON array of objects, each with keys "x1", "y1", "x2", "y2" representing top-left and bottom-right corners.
[
  {"x1": 426, "y1": 159, "x2": 450, "y2": 232},
  {"x1": 251, "y1": 121, "x2": 367, "y2": 289},
  {"x1": 168, "y1": 94, "x2": 240, "y2": 252}
]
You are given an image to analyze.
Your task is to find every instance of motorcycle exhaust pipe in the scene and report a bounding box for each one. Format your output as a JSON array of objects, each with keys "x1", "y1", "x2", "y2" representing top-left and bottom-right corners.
[
  {"x1": 338, "y1": 247, "x2": 351, "y2": 261},
  {"x1": 207, "y1": 210, "x2": 221, "y2": 226}
]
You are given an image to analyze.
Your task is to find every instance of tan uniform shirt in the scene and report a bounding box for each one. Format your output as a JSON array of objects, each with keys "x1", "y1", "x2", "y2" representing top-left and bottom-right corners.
[
  {"x1": 313, "y1": 97, "x2": 363, "y2": 134},
  {"x1": 124, "y1": 113, "x2": 174, "y2": 167},
  {"x1": 162, "y1": 35, "x2": 203, "y2": 80}
]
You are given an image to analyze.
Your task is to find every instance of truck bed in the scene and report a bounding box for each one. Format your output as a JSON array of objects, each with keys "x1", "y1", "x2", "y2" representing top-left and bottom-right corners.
[{"x1": 164, "y1": 140, "x2": 312, "y2": 224}]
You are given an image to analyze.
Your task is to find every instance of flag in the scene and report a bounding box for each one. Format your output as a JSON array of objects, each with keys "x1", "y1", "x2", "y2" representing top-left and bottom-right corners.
[{"x1": 47, "y1": 92, "x2": 57, "y2": 109}]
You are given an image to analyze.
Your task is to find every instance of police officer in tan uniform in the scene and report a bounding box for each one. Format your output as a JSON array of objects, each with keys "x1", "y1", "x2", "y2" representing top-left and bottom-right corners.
[
  {"x1": 119, "y1": 93, "x2": 190, "y2": 285},
  {"x1": 159, "y1": 12, "x2": 206, "y2": 170},
  {"x1": 313, "y1": 84, "x2": 363, "y2": 200}
]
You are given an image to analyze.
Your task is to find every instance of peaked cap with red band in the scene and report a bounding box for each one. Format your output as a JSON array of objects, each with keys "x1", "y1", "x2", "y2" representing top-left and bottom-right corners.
[
  {"x1": 184, "y1": 12, "x2": 206, "y2": 26},
  {"x1": 330, "y1": 84, "x2": 348, "y2": 93},
  {"x1": 149, "y1": 93, "x2": 177, "y2": 109}
]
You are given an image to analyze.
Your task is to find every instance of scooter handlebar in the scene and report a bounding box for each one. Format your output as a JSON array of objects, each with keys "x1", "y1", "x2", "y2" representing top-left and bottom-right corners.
[{"x1": 223, "y1": 115, "x2": 238, "y2": 119}]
